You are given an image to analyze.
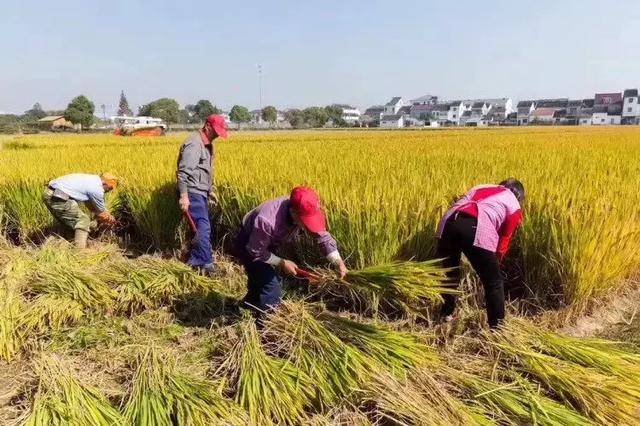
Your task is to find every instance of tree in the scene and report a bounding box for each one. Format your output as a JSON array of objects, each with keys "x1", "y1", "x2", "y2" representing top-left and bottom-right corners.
[
  {"x1": 118, "y1": 91, "x2": 133, "y2": 116},
  {"x1": 138, "y1": 98, "x2": 180, "y2": 124},
  {"x1": 261, "y1": 106, "x2": 278, "y2": 123},
  {"x1": 229, "y1": 105, "x2": 251, "y2": 123},
  {"x1": 284, "y1": 109, "x2": 305, "y2": 128},
  {"x1": 64, "y1": 95, "x2": 95, "y2": 130},
  {"x1": 194, "y1": 100, "x2": 219, "y2": 121},
  {"x1": 324, "y1": 105, "x2": 346, "y2": 127},
  {"x1": 24, "y1": 103, "x2": 47, "y2": 120},
  {"x1": 303, "y1": 107, "x2": 329, "y2": 128}
]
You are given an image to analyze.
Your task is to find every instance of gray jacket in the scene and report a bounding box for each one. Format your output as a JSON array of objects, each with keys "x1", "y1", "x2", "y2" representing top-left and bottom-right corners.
[{"x1": 176, "y1": 132, "x2": 213, "y2": 196}]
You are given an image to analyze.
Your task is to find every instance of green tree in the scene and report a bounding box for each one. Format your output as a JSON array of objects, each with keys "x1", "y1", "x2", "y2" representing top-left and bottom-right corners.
[
  {"x1": 24, "y1": 103, "x2": 47, "y2": 120},
  {"x1": 261, "y1": 106, "x2": 278, "y2": 123},
  {"x1": 303, "y1": 107, "x2": 329, "y2": 128},
  {"x1": 194, "y1": 100, "x2": 219, "y2": 121},
  {"x1": 325, "y1": 105, "x2": 346, "y2": 127},
  {"x1": 139, "y1": 98, "x2": 180, "y2": 124},
  {"x1": 284, "y1": 109, "x2": 305, "y2": 128},
  {"x1": 117, "y1": 91, "x2": 133, "y2": 116},
  {"x1": 64, "y1": 95, "x2": 95, "y2": 130},
  {"x1": 229, "y1": 105, "x2": 251, "y2": 123}
]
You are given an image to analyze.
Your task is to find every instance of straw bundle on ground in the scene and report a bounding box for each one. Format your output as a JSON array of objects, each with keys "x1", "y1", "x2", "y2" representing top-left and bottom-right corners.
[
  {"x1": 219, "y1": 317, "x2": 313, "y2": 425},
  {"x1": 319, "y1": 312, "x2": 438, "y2": 373},
  {"x1": 312, "y1": 260, "x2": 458, "y2": 317},
  {"x1": 263, "y1": 301, "x2": 374, "y2": 408},
  {"x1": 123, "y1": 348, "x2": 246, "y2": 426},
  {"x1": 25, "y1": 356, "x2": 122, "y2": 426},
  {"x1": 447, "y1": 368, "x2": 593, "y2": 426},
  {"x1": 490, "y1": 330, "x2": 640, "y2": 424},
  {"x1": 368, "y1": 370, "x2": 488, "y2": 426},
  {"x1": 20, "y1": 295, "x2": 84, "y2": 334}
]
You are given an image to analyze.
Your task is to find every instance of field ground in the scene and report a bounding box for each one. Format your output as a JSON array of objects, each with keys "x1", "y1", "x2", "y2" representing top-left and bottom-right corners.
[{"x1": 0, "y1": 128, "x2": 639, "y2": 423}]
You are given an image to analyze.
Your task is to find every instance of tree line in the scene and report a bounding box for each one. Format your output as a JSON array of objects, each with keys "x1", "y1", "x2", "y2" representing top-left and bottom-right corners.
[{"x1": 0, "y1": 92, "x2": 353, "y2": 133}]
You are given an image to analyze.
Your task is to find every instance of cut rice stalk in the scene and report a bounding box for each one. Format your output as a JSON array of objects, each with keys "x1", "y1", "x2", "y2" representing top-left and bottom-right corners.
[
  {"x1": 20, "y1": 295, "x2": 84, "y2": 334},
  {"x1": 123, "y1": 348, "x2": 247, "y2": 426},
  {"x1": 319, "y1": 312, "x2": 439, "y2": 373},
  {"x1": 263, "y1": 301, "x2": 375, "y2": 408},
  {"x1": 491, "y1": 336, "x2": 640, "y2": 425},
  {"x1": 25, "y1": 356, "x2": 122, "y2": 426},
  {"x1": 312, "y1": 260, "x2": 458, "y2": 317},
  {"x1": 447, "y1": 367, "x2": 593, "y2": 426},
  {"x1": 219, "y1": 317, "x2": 313, "y2": 425}
]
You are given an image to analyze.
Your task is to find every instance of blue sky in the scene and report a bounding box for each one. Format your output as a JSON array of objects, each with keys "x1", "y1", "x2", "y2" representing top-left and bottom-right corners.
[{"x1": 1, "y1": 0, "x2": 639, "y2": 114}]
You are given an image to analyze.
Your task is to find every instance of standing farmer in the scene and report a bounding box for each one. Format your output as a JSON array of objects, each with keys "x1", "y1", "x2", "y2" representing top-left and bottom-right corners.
[
  {"x1": 43, "y1": 173, "x2": 119, "y2": 248},
  {"x1": 234, "y1": 186, "x2": 348, "y2": 312},
  {"x1": 435, "y1": 178, "x2": 524, "y2": 328},
  {"x1": 176, "y1": 114, "x2": 227, "y2": 275}
]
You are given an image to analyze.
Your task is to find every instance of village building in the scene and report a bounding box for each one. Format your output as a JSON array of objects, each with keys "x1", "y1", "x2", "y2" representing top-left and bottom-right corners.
[{"x1": 622, "y1": 89, "x2": 640, "y2": 124}]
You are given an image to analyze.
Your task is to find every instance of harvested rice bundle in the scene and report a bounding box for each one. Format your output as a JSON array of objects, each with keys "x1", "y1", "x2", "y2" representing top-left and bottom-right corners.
[
  {"x1": 369, "y1": 371, "x2": 488, "y2": 426},
  {"x1": 220, "y1": 317, "x2": 313, "y2": 425},
  {"x1": 491, "y1": 335, "x2": 640, "y2": 425},
  {"x1": 503, "y1": 318, "x2": 640, "y2": 381},
  {"x1": 25, "y1": 356, "x2": 122, "y2": 426},
  {"x1": 109, "y1": 256, "x2": 224, "y2": 314},
  {"x1": 263, "y1": 301, "x2": 374, "y2": 408},
  {"x1": 123, "y1": 348, "x2": 246, "y2": 426},
  {"x1": 0, "y1": 258, "x2": 29, "y2": 361},
  {"x1": 319, "y1": 312, "x2": 439, "y2": 373},
  {"x1": 448, "y1": 368, "x2": 593, "y2": 426},
  {"x1": 20, "y1": 295, "x2": 84, "y2": 334},
  {"x1": 29, "y1": 265, "x2": 116, "y2": 310},
  {"x1": 312, "y1": 260, "x2": 457, "y2": 317}
]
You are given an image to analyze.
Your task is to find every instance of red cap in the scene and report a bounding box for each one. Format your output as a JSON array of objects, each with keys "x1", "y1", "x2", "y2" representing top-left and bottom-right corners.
[
  {"x1": 290, "y1": 186, "x2": 326, "y2": 233},
  {"x1": 205, "y1": 114, "x2": 228, "y2": 139}
]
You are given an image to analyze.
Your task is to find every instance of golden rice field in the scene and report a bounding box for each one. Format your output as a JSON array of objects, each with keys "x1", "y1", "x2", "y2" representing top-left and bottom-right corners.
[
  {"x1": 1, "y1": 128, "x2": 640, "y2": 424},
  {"x1": 2, "y1": 127, "x2": 640, "y2": 307}
]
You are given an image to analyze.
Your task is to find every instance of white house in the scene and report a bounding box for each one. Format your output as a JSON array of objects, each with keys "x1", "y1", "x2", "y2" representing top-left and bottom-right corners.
[
  {"x1": 447, "y1": 101, "x2": 464, "y2": 125},
  {"x1": 482, "y1": 98, "x2": 514, "y2": 116},
  {"x1": 592, "y1": 105, "x2": 621, "y2": 125},
  {"x1": 380, "y1": 114, "x2": 404, "y2": 128},
  {"x1": 529, "y1": 108, "x2": 556, "y2": 124},
  {"x1": 516, "y1": 101, "x2": 535, "y2": 125},
  {"x1": 578, "y1": 108, "x2": 593, "y2": 126},
  {"x1": 622, "y1": 89, "x2": 640, "y2": 124},
  {"x1": 383, "y1": 97, "x2": 405, "y2": 115}
]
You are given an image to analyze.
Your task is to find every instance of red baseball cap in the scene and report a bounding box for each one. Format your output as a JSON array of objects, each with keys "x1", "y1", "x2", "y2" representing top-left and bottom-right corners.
[
  {"x1": 205, "y1": 114, "x2": 228, "y2": 138},
  {"x1": 290, "y1": 186, "x2": 326, "y2": 233}
]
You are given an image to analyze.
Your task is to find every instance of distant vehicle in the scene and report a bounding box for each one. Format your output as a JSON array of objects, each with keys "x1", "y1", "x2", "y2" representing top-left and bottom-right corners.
[{"x1": 111, "y1": 116, "x2": 167, "y2": 136}]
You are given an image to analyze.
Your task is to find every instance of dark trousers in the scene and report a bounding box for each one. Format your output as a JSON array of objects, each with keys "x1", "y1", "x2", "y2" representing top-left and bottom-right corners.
[
  {"x1": 187, "y1": 193, "x2": 213, "y2": 267},
  {"x1": 241, "y1": 260, "x2": 283, "y2": 312},
  {"x1": 437, "y1": 213, "x2": 505, "y2": 328}
]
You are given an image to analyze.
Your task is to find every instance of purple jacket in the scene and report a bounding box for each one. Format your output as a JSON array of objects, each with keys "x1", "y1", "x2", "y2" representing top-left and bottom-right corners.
[{"x1": 238, "y1": 196, "x2": 339, "y2": 265}]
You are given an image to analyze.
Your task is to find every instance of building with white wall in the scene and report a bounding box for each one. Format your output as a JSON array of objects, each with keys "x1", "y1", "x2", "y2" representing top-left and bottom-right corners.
[
  {"x1": 380, "y1": 114, "x2": 404, "y2": 128},
  {"x1": 622, "y1": 89, "x2": 640, "y2": 124}
]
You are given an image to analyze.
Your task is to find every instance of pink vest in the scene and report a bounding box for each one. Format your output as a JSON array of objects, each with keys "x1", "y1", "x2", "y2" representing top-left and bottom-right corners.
[{"x1": 436, "y1": 185, "x2": 521, "y2": 252}]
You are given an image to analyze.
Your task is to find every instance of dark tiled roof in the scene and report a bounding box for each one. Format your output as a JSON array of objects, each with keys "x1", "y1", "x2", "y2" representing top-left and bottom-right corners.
[
  {"x1": 380, "y1": 114, "x2": 403, "y2": 120},
  {"x1": 434, "y1": 104, "x2": 451, "y2": 112},
  {"x1": 472, "y1": 102, "x2": 485, "y2": 108},
  {"x1": 364, "y1": 106, "x2": 384, "y2": 115},
  {"x1": 385, "y1": 97, "x2": 402, "y2": 106},
  {"x1": 567, "y1": 100, "x2": 583, "y2": 107},
  {"x1": 398, "y1": 106, "x2": 412, "y2": 114},
  {"x1": 535, "y1": 99, "x2": 568, "y2": 108},
  {"x1": 623, "y1": 89, "x2": 638, "y2": 98},
  {"x1": 583, "y1": 99, "x2": 595, "y2": 107},
  {"x1": 410, "y1": 104, "x2": 434, "y2": 112},
  {"x1": 517, "y1": 101, "x2": 533, "y2": 107}
]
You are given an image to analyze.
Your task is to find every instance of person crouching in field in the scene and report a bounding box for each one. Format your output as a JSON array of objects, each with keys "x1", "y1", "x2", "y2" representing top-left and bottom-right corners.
[
  {"x1": 435, "y1": 178, "x2": 524, "y2": 329},
  {"x1": 233, "y1": 186, "x2": 348, "y2": 313},
  {"x1": 176, "y1": 114, "x2": 227, "y2": 276},
  {"x1": 43, "y1": 173, "x2": 118, "y2": 248}
]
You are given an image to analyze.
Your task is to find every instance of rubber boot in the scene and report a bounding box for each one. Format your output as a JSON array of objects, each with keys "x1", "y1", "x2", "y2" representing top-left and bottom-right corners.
[{"x1": 74, "y1": 229, "x2": 89, "y2": 249}]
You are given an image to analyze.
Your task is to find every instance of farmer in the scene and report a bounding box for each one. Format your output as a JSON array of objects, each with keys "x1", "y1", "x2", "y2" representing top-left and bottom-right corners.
[
  {"x1": 43, "y1": 173, "x2": 119, "y2": 248},
  {"x1": 435, "y1": 178, "x2": 524, "y2": 328},
  {"x1": 233, "y1": 186, "x2": 348, "y2": 312},
  {"x1": 176, "y1": 114, "x2": 227, "y2": 275}
]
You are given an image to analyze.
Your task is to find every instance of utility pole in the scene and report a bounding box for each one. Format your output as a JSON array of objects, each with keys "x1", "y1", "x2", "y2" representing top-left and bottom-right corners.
[{"x1": 257, "y1": 64, "x2": 263, "y2": 118}]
